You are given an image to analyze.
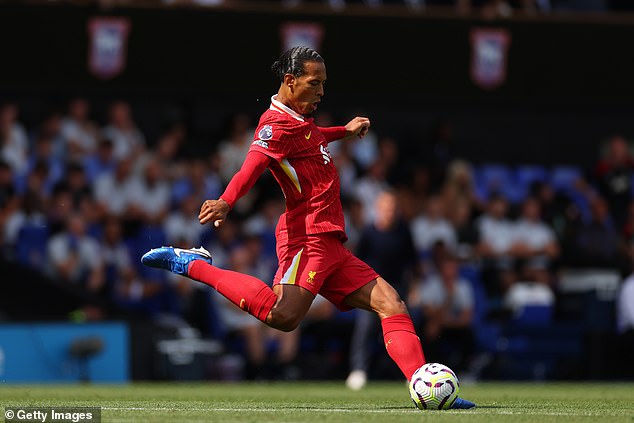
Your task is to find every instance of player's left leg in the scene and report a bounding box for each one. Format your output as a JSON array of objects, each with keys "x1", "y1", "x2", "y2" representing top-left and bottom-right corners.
[
  {"x1": 141, "y1": 244, "x2": 318, "y2": 332},
  {"x1": 141, "y1": 246, "x2": 279, "y2": 325}
]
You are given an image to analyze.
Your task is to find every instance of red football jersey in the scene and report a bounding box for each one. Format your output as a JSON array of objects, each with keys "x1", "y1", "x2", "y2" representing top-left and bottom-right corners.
[{"x1": 249, "y1": 96, "x2": 346, "y2": 241}]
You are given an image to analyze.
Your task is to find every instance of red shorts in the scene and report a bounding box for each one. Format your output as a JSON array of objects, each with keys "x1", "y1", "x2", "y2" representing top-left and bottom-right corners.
[{"x1": 273, "y1": 233, "x2": 379, "y2": 311}]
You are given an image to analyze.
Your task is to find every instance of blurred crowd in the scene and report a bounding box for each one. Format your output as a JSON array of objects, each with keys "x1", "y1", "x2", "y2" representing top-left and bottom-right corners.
[
  {"x1": 1, "y1": 98, "x2": 634, "y2": 381},
  {"x1": 24, "y1": 0, "x2": 634, "y2": 16}
]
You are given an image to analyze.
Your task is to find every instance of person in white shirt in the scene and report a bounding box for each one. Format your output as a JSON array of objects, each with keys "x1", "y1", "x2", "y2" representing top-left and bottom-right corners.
[
  {"x1": 125, "y1": 157, "x2": 170, "y2": 225},
  {"x1": 509, "y1": 196, "x2": 560, "y2": 270},
  {"x1": 101, "y1": 101, "x2": 146, "y2": 161},
  {"x1": 409, "y1": 252, "x2": 475, "y2": 373},
  {"x1": 410, "y1": 194, "x2": 457, "y2": 259},
  {"x1": 0, "y1": 103, "x2": 29, "y2": 175},
  {"x1": 60, "y1": 97, "x2": 99, "y2": 160},
  {"x1": 475, "y1": 194, "x2": 515, "y2": 296},
  {"x1": 94, "y1": 157, "x2": 134, "y2": 218},
  {"x1": 617, "y1": 271, "x2": 634, "y2": 378}
]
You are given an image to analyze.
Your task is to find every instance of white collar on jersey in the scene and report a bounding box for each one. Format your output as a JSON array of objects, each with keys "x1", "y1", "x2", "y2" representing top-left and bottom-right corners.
[{"x1": 270, "y1": 95, "x2": 305, "y2": 122}]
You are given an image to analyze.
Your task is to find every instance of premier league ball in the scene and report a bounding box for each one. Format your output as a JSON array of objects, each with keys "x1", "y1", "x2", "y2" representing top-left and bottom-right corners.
[{"x1": 409, "y1": 363, "x2": 460, "y2": 410}]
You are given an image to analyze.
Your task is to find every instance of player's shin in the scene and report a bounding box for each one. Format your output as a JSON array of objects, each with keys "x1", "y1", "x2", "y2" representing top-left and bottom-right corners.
[
  {"x1": 381, "y1": 313, "x2": 426, "y2": 380},
  {"x1": 188, "y1": 261, "x2": 277, "y2": 322}
]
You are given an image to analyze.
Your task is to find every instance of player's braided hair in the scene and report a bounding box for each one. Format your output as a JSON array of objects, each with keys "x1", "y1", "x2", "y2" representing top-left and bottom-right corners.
[{"x1": 271, "y1": 46, "x2": 324, "y2": 82}]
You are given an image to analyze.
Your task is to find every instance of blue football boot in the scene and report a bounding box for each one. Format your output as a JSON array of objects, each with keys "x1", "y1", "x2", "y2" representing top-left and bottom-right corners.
[
  {"x1": 141, "y1": 246, "x2": 212, "y2": 276},
  {"x1": 450, "y1": 397, "x2": 476, "y2": 409}
]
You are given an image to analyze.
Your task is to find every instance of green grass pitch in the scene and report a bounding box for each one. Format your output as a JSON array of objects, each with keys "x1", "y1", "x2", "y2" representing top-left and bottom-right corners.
[{"x1": 1, "y1": 382, "x2": 633, "y2": 422}]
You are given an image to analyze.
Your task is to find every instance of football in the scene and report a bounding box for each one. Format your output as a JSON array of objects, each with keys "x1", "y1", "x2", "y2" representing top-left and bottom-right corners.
[{"x1": 409, "y1": 362, "x2": 460, "y2": 410}]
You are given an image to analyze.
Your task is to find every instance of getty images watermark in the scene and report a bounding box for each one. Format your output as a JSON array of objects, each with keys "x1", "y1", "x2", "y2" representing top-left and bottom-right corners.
[{"x1": 4, "y1": 407, "x2": 100, "y2": 423}]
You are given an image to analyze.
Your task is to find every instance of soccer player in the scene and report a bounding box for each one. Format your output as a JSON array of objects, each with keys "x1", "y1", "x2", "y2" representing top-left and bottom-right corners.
[{"x1": 142, "y1": 46, "x2": 475, "y2": 409}]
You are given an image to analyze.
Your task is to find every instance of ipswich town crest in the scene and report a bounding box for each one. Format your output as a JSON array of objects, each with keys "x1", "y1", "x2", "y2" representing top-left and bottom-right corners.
[
  {"x1": 87, "y1": 17, "x2": 131, "y2": 80},
  {"x1": 470, "y1": 28, "x2": 511, "y2": 90}
]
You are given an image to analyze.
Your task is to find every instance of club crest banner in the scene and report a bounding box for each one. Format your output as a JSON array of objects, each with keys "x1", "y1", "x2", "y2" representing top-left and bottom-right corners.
[
  {"x1": 87, "y1": 17, "x2": 131, "y2": 80},
  {"x1": 470, "y1": 28, "x2": 511, "y2": 90},
  {"x1": 280, "y1": 22, "x2": 324, "y2": 52}
]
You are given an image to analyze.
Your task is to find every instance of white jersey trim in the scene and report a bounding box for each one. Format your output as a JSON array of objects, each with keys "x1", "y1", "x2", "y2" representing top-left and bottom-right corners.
[{"x1": 270, "y1": 95, "x2": 305, "y2": 122}]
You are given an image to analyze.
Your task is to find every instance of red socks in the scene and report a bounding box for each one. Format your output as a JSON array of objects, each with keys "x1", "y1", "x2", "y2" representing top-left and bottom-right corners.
[
  {"x1": 381, "y1": 313, "x2": 426, "y2": 380},
  {"x1": 188, "y1": 260, "x2": 277, "y2": 322}
]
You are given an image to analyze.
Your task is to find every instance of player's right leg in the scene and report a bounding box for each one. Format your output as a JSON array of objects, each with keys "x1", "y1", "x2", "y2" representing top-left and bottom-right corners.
[{"x1": 141, "y1": 246, "x2": 313, "y2": 331}]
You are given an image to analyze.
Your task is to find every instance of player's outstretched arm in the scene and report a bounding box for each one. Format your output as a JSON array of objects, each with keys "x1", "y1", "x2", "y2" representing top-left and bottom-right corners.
[
  {"x1": 199, "y1": 151, "x2": 270, "y2": 228},
  {"x1": 343, "y1": 116, "x2": 370, "y2": 140}
]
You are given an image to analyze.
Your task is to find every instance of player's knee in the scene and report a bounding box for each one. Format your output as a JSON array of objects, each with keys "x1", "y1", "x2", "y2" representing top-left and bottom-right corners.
[
  {"x1": 268, "y1": 309, "x2": 301, "y2": 332},
  {"x1": 375, "y1": 283, "x2": 409, "y2": 317},
  {"x1": 382, "y1": 298, "x2": 408, "y2": 317}
]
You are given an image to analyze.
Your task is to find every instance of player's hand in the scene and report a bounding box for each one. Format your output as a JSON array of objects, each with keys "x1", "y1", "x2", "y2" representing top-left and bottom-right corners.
[
  {"x1": 344, "y1": 116, "x2": 370, "y2": 139},
  {"x1": 198, "y1": 198, "x2": 231, "y2": 228}
]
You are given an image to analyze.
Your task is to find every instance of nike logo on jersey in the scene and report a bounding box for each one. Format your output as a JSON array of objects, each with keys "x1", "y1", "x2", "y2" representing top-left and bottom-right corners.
[{"x1": 305, "y1": 131, "x2": 312, "y2": 140}]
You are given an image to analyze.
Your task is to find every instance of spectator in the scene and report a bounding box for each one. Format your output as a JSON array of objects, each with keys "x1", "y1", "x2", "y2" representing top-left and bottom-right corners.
[
  {"x1": 84, "y1": 138, "x2": 117, "y2": 183},
  {"x1": 331, "y1": 139, "x2": 358, "y2": 200},
  {"x1": 410, "y1": 194, "x2": 457, "y2": 264},
  {"x1": 342, "y1": 196, "x2": 365, "y2": 253},
  {"x1": 509, "y1": 196, "x2": 560, "y2": 271},
  {"x1": 0, "y1": 103, "x2": 29, "y2": 174},
  {"x1": 137, "y1": 122, "x2": 187, "y2": 180},
  {"x1": 399, "y1": 165, "x2": 431, "y2": 221},
  {"x1": 346, "y1": 189, "x2": 418, "y2": 390},
  {"x1": 409, "y1": 252, "x2": 475, "y2": 374},
  {"x1": 10, "y1": 165, "x2": 48, "y2": 249},
  {"x1": 617, "y1": 269, "x2": 634, "y2": 378},
  {"x1": 164, "y1": 193, "x2": 207, "y2": 247},
  {"x1": 620, "y1": 199, "x2": 634, "y2": 262},
  {"x1": 102, "y1": 100, "x2": 146, "y2": 161},
  {"x1": 448, "y1": 198, "x2": 479, "y2": 260},
  {"x1": 593, "y1": 135, "x2": 634, "y2": 230},
  {"x1": 16, "y1": 135, "x2": 64, "y2": 196},
  {"x1": 60, "y1": 97, "x2": 100, "y2": 160},
  {"x1": 46, "y1": 212, "x2": 104, "y2": 292},
  {"x1": 217, "y1": 113, "x2": 254, "y2": 184},
  {"x1": 36, "y1": 110, "x2": 66, "y2": 160},
  {"x1": 99, "y1": 216, "x2": 133, "y2": 301},
  {"x1": 377, "y1": 136, "x2": 403, "y2": 186},
  {"x1": 56, "y1": 162, "x2": 94, "y2": 212},
  {"x1": 99, "y1": 211, "x2": 175, "y2": 319},
  {"x1": 0, "y1": 160, "x2": 20, "y2": 252},
  {"x1": 441, "y1": 159, "x2": 483, "y2": 213},
  {"x1": 353, "y1": 158, "x2": 391, "y2": 224},
  {"x1": 125, "y1": 156, "x2": 170, "y2": 226},
  {"x1": 94, "y1": 157, "x2": 134, "y2": 219},
  {"x1": 503, "y1": 260, "x2": 555, "y2": 315},
  {"x1": 474, "y1": 193, "x2": 515, "y2": 296},
  {"x1": 572, "y1": 196, "x2": 623, "y2": 268},
  {"x1": 349, "y1": 118, "x2": 379, "y2": 171},
  {"x1": 47, "y1": 185, "x2": 76, "y2": 234},
  {"x1": 171, "y1": 157, "x2": 222, "y2": 206}
]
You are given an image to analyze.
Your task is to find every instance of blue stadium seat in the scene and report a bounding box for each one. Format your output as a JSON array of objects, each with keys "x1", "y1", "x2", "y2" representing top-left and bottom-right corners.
[
  {"x1": 474, "y1": 163, "x2": 518, "y2": 203},
  {"x1": 513, "y1": 305, "x2": 553, "y2": 327},
  {"x1": 515, "y1": 165, "x2": 548, "y2": 198},
  {"x1": 549, "y1": 165, "x2": 583, "y2": 195}
]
